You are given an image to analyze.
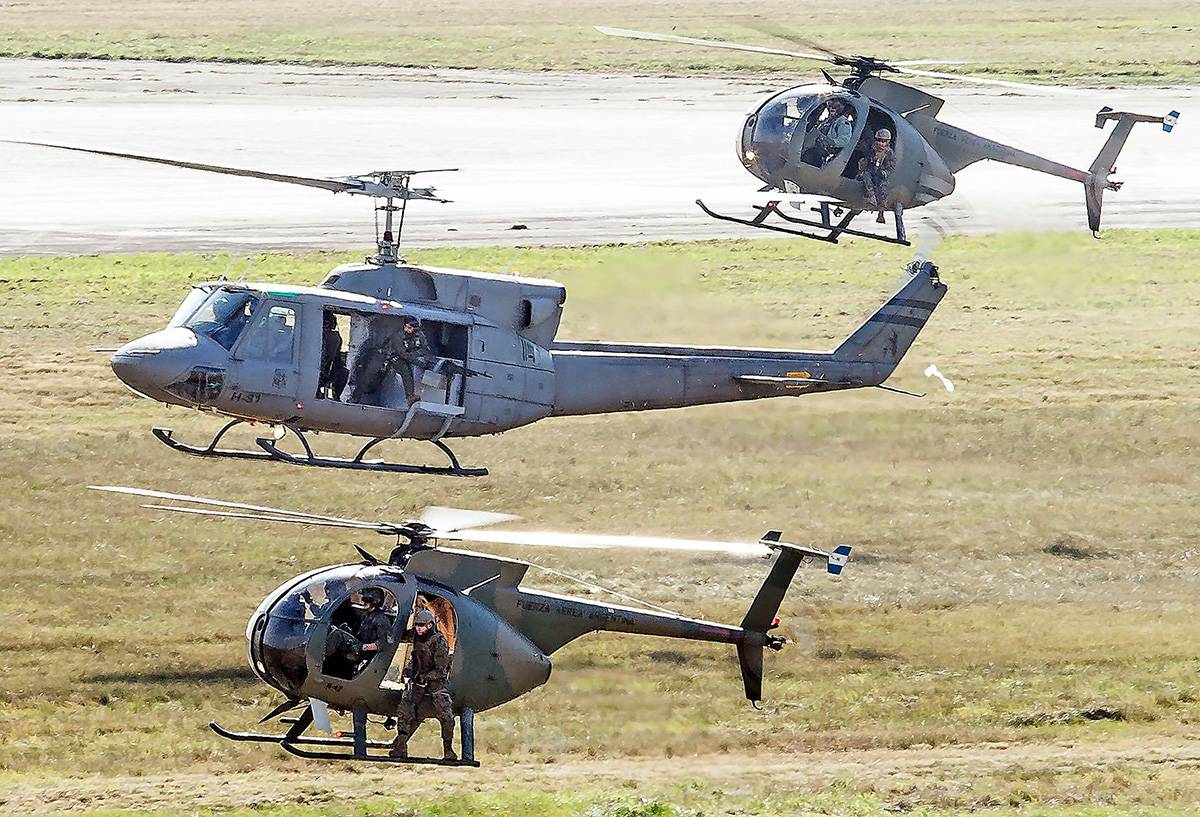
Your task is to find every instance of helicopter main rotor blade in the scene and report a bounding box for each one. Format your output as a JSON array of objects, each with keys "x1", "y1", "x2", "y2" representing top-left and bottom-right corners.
[
  {"x1": 894, "y1": 66, "x2": 1085, "y2": 94},
  {"x1": 595, "y1": 25, "x2": 837, "y2": 64},
  {"x1": 2, "y1": 140, "x2": 360, "y2": 193},
  {"x1": 442, "y1": 528, "x2": 774, "y2": 558},
  {"x1": 419, "y1": 506, "x2": 520, "y2": 533},
  {"x1": 139, "y1": 503, "x2": 396, "y2": 533},
  {"x1": 90, "y1": 486, "x2": 395, "y2": 530}
]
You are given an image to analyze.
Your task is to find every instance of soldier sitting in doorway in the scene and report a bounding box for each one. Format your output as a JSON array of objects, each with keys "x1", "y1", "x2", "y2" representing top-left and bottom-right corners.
[
  {"x1": 393, "y1": 317, "x2": 437, "y2": 406},
  {"x1": 390, "y1": 608, "x2": 457, "y2": 761},
  {"x1": 343, "y1": 315, "x2": 436, "y2": 407}
]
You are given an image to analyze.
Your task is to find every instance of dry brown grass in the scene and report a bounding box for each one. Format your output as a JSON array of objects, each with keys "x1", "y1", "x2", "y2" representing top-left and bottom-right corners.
[{"x1": 0, "y1": 231, "x2": 1198, "y2": 814}]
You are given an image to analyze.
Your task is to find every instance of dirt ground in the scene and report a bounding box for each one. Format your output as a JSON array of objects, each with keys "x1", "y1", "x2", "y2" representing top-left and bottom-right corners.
[{"x1": 5, "y1": 736, "x2": 1199, "y2": 815}]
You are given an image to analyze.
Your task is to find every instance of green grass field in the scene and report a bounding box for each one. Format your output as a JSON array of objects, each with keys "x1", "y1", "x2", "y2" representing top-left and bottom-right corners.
[
  {"x1": 1, "y1": 231, "x2": 1199, "y2": 815},
  {"x1": 1, "y1": 0, "x2": 1198, "y2": 84}
]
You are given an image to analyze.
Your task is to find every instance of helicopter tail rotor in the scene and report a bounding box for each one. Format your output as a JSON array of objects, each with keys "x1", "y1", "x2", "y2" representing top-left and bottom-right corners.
[
  {"x1": 1084, "y1": 108, "x2": 1179, "y2": 235},
  {"x1": 736, "y1": 533, "x2": 852, "y2": 702}
]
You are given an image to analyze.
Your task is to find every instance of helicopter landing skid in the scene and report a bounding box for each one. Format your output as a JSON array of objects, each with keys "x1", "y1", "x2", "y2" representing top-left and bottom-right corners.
[
  {"x1": 152, "y1": 421, "x2": 278, "y2": 462},
  {"x1": 280, "y1": 743, "x2": 482, "y2": 766},
  {"x1": 210, "y1": 722, "x2": 480, "y2": 766},
  {"x1": 696, "y1": 199, "x2": 911, "y2": 246},
  {"x1": 256, "y1": 427, "x2": 488, "y2": 477},
  {"x1": 151, "y1": 420, "x2": 486, "y2": 477}
]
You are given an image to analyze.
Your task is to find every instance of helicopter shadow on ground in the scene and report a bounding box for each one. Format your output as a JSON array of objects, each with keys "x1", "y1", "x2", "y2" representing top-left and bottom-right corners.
[{"x1": 84, "y1": 667, "x2": 256, "y2": 685}]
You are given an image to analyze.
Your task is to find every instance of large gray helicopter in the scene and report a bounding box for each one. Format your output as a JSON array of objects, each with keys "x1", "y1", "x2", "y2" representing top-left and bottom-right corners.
[
  {"x1": 10, "y1": 141, "x2": 947, "y2": 476},
  {"x1": 93, "y1": 485, "x2": 853, "y2": 766}
]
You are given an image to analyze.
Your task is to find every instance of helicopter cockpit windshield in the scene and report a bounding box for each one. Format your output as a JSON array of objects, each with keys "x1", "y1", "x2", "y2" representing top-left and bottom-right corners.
[
  {"x1": 248, "y1": 565, "x2": 411, "y2": 696},
  {"x1": 176, "y1": 287, "x2": 261, "y2": 351},
  {"x1": 740, "y1": 88, "x2": 862, "y2": 184}
]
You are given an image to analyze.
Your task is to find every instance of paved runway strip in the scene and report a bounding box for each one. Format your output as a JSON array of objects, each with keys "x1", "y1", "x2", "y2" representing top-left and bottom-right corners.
[{"x1": 1, "y1": 59, "x2": 1195, "y2": 256}]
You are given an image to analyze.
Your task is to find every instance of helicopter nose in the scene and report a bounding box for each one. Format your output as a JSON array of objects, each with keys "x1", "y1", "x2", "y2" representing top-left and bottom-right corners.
[{"x1": 110, "y1": 328, "x2": 205, "y2": 400}]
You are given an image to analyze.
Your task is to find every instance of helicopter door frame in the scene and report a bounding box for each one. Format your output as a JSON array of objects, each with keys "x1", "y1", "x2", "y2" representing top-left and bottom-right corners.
[
  {"x1": 224, "y1": 298, "x2": 302, "y2": 415},
  {"x1": 381, "y1": 589, "x2": 458, "y2": 692}
]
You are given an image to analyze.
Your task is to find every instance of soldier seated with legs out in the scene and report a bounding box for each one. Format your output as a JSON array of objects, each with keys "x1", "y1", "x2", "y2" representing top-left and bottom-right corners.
[
  {"x1": 390, "y1": 608, "x2": 457, "y2": 761},
  {"x1": 395, "y1": 317, "x2": 437, "y2": 406}
]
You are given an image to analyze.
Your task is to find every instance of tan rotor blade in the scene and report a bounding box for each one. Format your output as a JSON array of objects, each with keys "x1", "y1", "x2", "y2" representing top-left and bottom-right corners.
[
  {"x1": 895, "y1": 66, "x2": 1086, "y2": 94},
  {"x1": 90, "y1": 485, "x2": 388, "y2": 528},
  {"x1": 595, "y1": 26, "x2": 835, "y2": 63},
  {"x1": 139, "y1": 504, "x2": 394, "y2": 532},
  {"x1": 444, "y1": 527, "x2": 773, "y2": 558}
]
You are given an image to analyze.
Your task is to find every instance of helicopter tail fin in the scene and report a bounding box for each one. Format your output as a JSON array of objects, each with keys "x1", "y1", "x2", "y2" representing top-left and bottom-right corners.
[
  {"x1": 1085, "y1": 108, "x2": 1179, "y2": 234},
  {"x1": 831, "y1": 260, "x2": 947, "y2": 373},
  {"x1": 736, "y1": 539, "x2": 853, "y2": 702}
]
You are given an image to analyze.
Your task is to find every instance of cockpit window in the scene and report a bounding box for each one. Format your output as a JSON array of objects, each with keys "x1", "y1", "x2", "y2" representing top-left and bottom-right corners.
[
  {"x1": 183, "y1": 288, "x2": 260, "y2": 351},
  {"x1": 168, "y1": 286, "x2": 211, "y2": 328},
  {"x1": 237, "y1": 304, "x2": 297, "y2": 364}
]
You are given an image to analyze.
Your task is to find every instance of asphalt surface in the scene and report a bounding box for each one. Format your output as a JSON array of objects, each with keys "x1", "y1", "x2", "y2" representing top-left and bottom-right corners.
[{"x1": 0, "y1": 59, "x2": 1195, "y2": 256}]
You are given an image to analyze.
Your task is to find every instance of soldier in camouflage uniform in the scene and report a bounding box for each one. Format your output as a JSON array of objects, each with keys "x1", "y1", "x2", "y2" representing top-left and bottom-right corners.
[
  {"x1": 390, "y1": 608, "x2": 457, "y2": 761},
  {"x1": 393, "y1": 317, "x2": 437, "y2": 405},
  {"x1": 857, "y1": 127, "x2": 898, "y2": 224}
]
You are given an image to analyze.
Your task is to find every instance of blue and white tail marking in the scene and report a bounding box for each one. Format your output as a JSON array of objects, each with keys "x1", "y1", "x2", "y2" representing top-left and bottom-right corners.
[{"x1": 827, "y1": 545, "x2": 852, "y2": 575}]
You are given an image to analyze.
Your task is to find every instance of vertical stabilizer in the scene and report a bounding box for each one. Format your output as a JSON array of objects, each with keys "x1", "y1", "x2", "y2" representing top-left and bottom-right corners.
[{"x1": 832, "y1": 261, "x2": 946, "y2": 370}]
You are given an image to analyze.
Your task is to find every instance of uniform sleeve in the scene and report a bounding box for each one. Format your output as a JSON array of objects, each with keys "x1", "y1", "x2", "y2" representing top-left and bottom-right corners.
[
  {"x1": 830, "y1": 118, "x2": 853, "y2": 149},
  {"x1": 432, "y1": 636, "x2": 451, "y2": 676}
]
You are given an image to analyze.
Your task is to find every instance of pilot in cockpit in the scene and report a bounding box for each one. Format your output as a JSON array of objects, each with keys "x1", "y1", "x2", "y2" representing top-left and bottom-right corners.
[{"x1": 802, "y1": 98, "x2": 854, "y2": 167}]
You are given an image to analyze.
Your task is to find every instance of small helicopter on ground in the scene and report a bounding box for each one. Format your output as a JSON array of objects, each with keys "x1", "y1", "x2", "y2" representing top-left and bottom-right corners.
[
  {"x1": 93, "y1": 485, "x2": 853, "y2": 766},
  {"x1": 9, "y1": 140, "x2": 947, "y2": 477},
  {"x1": 597, "y1": 26, "x2": 1179, "y2": 245}
]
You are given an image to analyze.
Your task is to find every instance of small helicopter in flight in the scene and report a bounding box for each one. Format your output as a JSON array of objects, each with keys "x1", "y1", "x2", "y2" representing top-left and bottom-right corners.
[
  {"x1": 597, "y1": 26, "x2": 1179, "y2": 245},
  {"x1": 9, "y1": 140, "x2": 947, "y2": 477},
  {"x1": 93, "y1": 485, "x2": 853, "y2": 766}
]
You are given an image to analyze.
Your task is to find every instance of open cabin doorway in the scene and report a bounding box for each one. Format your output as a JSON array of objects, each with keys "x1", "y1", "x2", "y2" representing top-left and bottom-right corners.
[
  {"x1": 317, "y1": 308, "x2": 469, "y2": 412},
  {"x1": 381, "y1": 591, "x2": 458, "y2": 691}
]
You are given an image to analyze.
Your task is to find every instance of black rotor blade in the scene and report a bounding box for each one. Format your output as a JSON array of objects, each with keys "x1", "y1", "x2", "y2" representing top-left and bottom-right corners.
[{"x1": 2, "y1": 140, "x2": 358, "y2": 193}]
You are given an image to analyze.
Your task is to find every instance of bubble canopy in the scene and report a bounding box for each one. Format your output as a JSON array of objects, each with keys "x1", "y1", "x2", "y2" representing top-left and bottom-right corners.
[
  {"x1": 737, "y1": 85, "x2": 868, "y2": 186},
  {"x1": 246, "y1": 564, "x2": 409, "y2": 695}
]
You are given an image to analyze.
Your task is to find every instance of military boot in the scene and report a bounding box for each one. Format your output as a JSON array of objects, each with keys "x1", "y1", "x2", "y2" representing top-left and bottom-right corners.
[
  {"x1": 441, "y1": 722, "x2": 458, "y2": 761},
  {"x1": 388, "y1": 735, "x2": 408, "y2": 759}
]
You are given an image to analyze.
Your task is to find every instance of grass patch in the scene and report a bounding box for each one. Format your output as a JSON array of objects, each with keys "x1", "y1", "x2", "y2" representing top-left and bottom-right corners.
[{"x1": 0, "y1": 1, "x2": 1198, "y2": 84}]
